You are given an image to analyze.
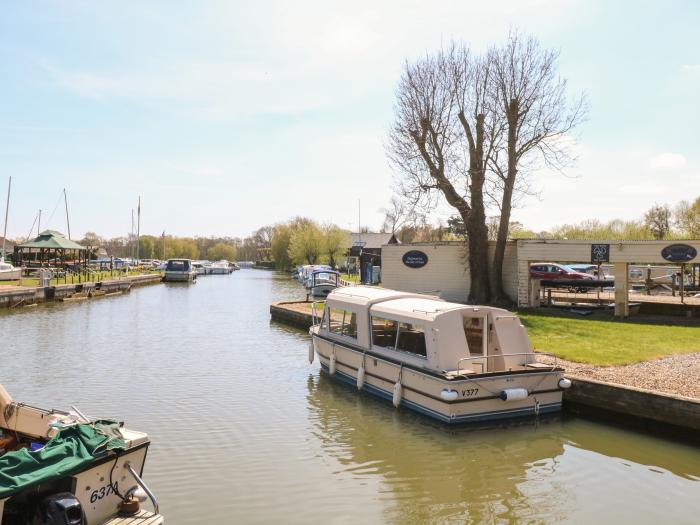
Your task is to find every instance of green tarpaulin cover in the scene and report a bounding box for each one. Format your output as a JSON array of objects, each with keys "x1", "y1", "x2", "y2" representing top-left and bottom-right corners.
[{"x1": 0, "y1": 421, "x2": 125, "y2": 498}]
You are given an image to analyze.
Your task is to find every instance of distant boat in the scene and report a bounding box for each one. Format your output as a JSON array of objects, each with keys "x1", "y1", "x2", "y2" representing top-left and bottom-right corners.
[
  {"x1": 0, "y1": 261, "x2": 21, "y2": 281},
  {"x1": 210, "y1": 260, "x2": 231, "y2": 275},
  {"x1": 163, "y1": 259, "x2": 197, "y2": 282},
  {"x1": 192, "y1": 261, "x2": 207, "y2": 275},
  {"x1": 306, "y1": 269, "x2": 340, "y2": 298}
]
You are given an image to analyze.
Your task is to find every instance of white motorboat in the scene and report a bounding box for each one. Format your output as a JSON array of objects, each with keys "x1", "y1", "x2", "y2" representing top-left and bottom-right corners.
[
  {"x1": 209, "y1": 260, "x2": 231, "y2": 275},
  {"x1": 309, "y1": 286, "x2": 569, "y2": 425},
  {"x1": 306, "y1": 269, "x2": 340, "y2": 298},
  {"x1": 192, "y1": 261, "x2": 207, "y2": 275},
  {"x1": 163, "y1": 258, "x2": 196, "y2": 282},
  {"x1": 0, "y1": 383, "x2": 163, "y2": 524},
  {"x1": 0, "y1": 262, "x2": 20, "y2": 281}
]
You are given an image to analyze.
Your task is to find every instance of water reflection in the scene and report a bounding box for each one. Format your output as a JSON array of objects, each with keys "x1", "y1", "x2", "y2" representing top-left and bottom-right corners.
[{"x1": 307, "y1": 372, "x2": 700, "y2": 524}]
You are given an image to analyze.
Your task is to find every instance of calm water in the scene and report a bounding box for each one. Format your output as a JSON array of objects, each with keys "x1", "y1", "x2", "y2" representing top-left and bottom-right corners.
[{"x1": 2, "y1": 270, "x2": 699, "y2": 524}]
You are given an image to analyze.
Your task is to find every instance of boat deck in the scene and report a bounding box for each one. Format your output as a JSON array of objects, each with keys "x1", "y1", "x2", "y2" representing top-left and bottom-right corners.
[{"x1": 104, "y1": 510, "x2": 164, "y2": 525}]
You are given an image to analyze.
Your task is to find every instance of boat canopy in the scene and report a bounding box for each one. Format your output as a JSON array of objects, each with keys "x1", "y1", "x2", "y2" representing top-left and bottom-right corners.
[
  {"x1": 322, "y1": 287, "x2": 535, "y2": 373},
  {"x1": 0, "y1": 421, "x2": 125, "y2": 498}
]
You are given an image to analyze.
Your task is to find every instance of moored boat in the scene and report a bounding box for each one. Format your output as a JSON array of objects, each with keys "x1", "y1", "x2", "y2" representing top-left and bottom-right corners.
[
  {"x1": 309, "y1": 286, "x2": 570, "y2": 424},
  {"x1": 0, "y1": 262, "x2": 21, "y2": 281},
  {"x1": 163, "y1": 258, "x2": 196, "y2": 282},
  {"x1": 0, "y1": 383, "x2": 162, "y2": 524},
  {"x1": 306, "y1": 269, "x2": 340, "y2": 298},
  {"x1": 209, "y1": 260, "x2": 231, "y2": 275}
]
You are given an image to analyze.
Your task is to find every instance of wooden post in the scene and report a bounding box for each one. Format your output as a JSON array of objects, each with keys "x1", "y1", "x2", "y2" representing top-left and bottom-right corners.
[{"x1": 614, "y1": 262, "x2": 629, "y2": 317}]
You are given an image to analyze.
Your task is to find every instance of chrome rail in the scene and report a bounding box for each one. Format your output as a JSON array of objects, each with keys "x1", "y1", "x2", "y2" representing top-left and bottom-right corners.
[
  {"x1": 310, "y1": 301, "x2": 324, "y2": 326},
  {"x1": 124, "y1": 461, "x2": 159, "y2": 514}
]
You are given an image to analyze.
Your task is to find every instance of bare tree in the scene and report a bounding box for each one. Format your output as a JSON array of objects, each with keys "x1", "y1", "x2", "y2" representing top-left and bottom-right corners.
[
  {"x1": 644, "y1": 203, "x2": 671, "y2": 239},
  {"x1": 387, "y1": 44, "x2": 495, "y2": 303},
  {"x1": 488, "y1": 31, "x2": 587, "y2": 300}
]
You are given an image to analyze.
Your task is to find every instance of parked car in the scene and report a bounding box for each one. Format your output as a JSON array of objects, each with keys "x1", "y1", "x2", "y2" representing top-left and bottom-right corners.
[{"x1": 530, "y1": 263, "x2": 596, "y2": 281}]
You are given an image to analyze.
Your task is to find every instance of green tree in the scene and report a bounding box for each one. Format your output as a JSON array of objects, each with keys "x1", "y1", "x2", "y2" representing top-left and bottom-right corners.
[
  {"x1": 206, "y1": 242, "x2": 237, "y2": 261},
  {"x1": 322, "y1": 225, "x2": 350, "y2": 268},
  {"x1": 288, "y1": 222, "x2": 323, "y2": 264},
  {"x1": 675, "y1": 197, "x2": 700, "y2": 238},
  {"x1": 644, "y1": 204, "x2": 671, "y2": 239},
  {"x1": 271, "y1": 224, "x2": 293, "y2": 270}
]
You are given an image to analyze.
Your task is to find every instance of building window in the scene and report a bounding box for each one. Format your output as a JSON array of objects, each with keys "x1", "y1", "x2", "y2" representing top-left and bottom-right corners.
[{"x1": 328, "y1": 308, "x2": 357, "y2": 339}]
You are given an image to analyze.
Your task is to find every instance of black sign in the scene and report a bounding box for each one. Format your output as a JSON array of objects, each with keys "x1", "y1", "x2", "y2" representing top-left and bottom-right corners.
[
  {"x1": 590, "y1": 244, "x2": 610, "y2": 263},
  {"x1": 661, "y1": 244, "x2": 697, "y2": 262},
  {"x1": 402, "y1": 250, "x2": 429, "y2": 268}
]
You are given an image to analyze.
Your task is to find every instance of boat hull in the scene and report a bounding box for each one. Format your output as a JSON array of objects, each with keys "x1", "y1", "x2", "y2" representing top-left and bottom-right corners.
[
  {"x1": 163, "y1": 271, "x2": 196, "y2": 282},
  {"x1": 0, "y1": 269, "x2": 21, "y2": 281},
  {"x1": 312, "y1": 334, "x2": 564, "y2": 425}
]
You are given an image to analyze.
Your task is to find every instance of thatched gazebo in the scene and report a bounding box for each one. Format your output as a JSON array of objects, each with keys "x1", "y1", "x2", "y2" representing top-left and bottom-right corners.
[{"x1": 13, "y1": 230, "x2": 89, "y2": 282}]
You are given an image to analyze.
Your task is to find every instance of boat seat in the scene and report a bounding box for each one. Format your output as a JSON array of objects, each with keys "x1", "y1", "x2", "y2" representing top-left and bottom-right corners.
[{"x1": 524, "y1": 363, "x2": 553, "y2": 369}]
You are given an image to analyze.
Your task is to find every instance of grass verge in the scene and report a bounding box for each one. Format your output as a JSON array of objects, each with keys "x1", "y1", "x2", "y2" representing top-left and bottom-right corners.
[{"x1": 519, "y1": 312, "x2": 700, "y2": 366}]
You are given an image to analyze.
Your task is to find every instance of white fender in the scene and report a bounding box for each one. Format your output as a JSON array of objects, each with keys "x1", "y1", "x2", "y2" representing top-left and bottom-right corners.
[
  {"x1": 558, "y1": 378, "x2": 572, "y2": 389},
  {"x1": 392, "y1": 381, "x2": 402, "y2": 408},
  {"x1": 440, "y1": 389, "x2": 459, "y2": 401},
  {"x1": 329, "y1": 353, "x2": 336, "y2": 375},
  {"x1": 308, "y1": 341, "x2": 315, "y2": 364},
  {"x1": 499, "y1": 388, "x2": 529, "y2": 402},
  {"x1": 356, "y1": 365, "x2": 365, "y2": 390}
]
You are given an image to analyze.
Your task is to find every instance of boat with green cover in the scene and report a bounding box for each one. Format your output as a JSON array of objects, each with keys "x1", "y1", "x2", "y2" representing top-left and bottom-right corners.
[{"x1": 0, "y1": 383, "x2": 163, "y2": 524}]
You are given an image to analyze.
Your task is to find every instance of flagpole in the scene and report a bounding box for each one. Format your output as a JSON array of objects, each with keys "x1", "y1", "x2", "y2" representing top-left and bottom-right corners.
[{"x1": 136, "y1": 196, "x2": 141, "y2": 263}]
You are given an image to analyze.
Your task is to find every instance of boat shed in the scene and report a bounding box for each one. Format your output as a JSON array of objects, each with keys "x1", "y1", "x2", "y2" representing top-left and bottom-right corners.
[
  {"x1": 347, "y1": 232, "x2": 400, "y2": 283},
  {"x1": 380, "y1": 239, "x2": 700, "y2": 317}
]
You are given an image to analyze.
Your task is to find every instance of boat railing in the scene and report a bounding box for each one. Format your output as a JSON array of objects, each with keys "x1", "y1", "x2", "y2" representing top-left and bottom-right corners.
[
  {"x1": 311, "y1": 301, "x2": 324, "y2": 326},
  {"x1": 124, "y1": 461, "x2": 159, "y2": 514},
  {"x1": 455, "y1": 352, "x2": 559, "y2": 375}
]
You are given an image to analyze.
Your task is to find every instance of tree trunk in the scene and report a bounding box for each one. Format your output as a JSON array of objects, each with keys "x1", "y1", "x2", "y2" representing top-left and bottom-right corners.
[
  {"x1": 492, "y1": 99, "x2": 518, "y2": 302},
  {"x1": 465, "y1": 114, "x2": 491, "y2": 304}
]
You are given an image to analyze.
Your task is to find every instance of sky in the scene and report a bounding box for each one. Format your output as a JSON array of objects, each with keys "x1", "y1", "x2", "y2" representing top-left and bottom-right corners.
[{"x1": 1, "y1": 0, "x2": 699, "y2": 240}]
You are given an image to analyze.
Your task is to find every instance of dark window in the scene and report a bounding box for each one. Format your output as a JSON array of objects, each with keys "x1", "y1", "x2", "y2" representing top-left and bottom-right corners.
[
  {"x1": 371, "y1": 316, "x2": 398, "y2": 348},
  {"x1": 327, "y1": 308, "x2": 357, "y2": 339},
  {"x1": 396, "y1": 322, "x2": 427, "y2": 357},
  {"x1": 463, "y1": 317, "x2": 484, "y2": 355}
]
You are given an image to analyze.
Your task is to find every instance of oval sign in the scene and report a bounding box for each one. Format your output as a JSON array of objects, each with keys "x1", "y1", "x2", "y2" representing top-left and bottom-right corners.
[
  {"x1": 402, "y1": 250, "x2": 429, "y2": 268},
  {"x1": 661, "y1": 244, "x2": 697, "y2": 262}
]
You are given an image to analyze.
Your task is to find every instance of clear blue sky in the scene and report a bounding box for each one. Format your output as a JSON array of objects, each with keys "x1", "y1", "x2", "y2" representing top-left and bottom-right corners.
[{"x1": 1, "y1": 1, "x2": 698, "y2": 239}]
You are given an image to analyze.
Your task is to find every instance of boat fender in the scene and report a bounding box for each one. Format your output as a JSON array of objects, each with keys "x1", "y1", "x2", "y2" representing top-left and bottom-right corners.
[
  {"x1": 329, "y1": 352, "x2": 336, "y2": 375},
  {"x1": 356, "y1": 365, "x2": 365, "y2": 390},
  {"x1": 499, "y1": 388, "x2": 529, "y2": 402},
  {"x1": 440, "y1": 389, "x2": 459, "y2": 401},
  {"x1": 392, "y1": 382, "x2": 402, "y2": 408},
  {"x1": 308, "y1": 341, "x2": 315, "y2": 364},
  {"x1": 558, "y1": 378, "x2": 572, "y2": 389}
]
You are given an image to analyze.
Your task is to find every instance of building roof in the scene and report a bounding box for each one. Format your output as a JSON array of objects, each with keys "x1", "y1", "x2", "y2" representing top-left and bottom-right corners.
[
  {"x1": 18, "y1": 230, "x2": 86, "y2": 250},
  {"x1": 348, "y1": 232, "x2": 400, "y2": 250}
]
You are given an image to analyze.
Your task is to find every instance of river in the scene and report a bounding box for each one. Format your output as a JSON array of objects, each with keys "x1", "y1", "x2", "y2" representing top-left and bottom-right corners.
[{"x1": 1, "y1": 270, "x2": 699, "y2": 524}]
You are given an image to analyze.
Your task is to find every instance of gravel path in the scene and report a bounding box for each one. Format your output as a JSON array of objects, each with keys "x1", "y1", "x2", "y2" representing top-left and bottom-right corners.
[{"x1": 538, "y1": 352, "x2": 700, "y2": 400}]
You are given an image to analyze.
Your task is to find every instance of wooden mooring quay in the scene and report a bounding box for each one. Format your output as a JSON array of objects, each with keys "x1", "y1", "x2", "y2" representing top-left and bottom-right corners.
[
  {"x1": 0, "y1": 274, "x2": 162, "y2": 309},
  {"x1": 270, "y1": 301, "x2": 700, "y2": 436}
]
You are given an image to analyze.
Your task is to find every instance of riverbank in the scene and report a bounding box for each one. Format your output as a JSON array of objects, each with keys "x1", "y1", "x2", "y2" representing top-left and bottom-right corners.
[
  {"x1": 0, "y1": 273, "x2": 162, "y2": 308},
  {"x1": 270, "y1": 300, "x2": 700, "y2": 433}
]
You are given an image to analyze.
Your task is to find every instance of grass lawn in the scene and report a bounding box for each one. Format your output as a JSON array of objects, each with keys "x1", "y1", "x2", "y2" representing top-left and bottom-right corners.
[
  {"x1": 339, "y1": 273, "x2": 360, "y2": 283},
  {"x1": 519, "y1": 312, "x2": 700, "y2": 366}
]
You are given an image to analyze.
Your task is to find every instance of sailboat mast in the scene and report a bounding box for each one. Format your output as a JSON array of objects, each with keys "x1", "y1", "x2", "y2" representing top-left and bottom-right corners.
[
  {"x1": 136, "y1": 196, "x2": 141, "y2": 262},
  {"x1": 2, "y1": 176, "x2": 11, "y2": 261},
  {"x1": 38, "y1": 209, "x2": 41, "y2": 235},
  {"x1": 63, "y1": 188, "x2": 71, "y2": 239}
]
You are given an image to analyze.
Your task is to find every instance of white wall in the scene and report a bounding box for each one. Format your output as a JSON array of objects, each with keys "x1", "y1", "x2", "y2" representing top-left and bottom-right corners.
[{"x1": 381, "y1": 242, "x2": 519, "y2": 304}]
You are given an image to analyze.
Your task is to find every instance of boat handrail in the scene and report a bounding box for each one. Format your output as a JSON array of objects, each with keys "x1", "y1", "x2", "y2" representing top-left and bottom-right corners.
[
  {"x1": 456, "y1": 352, "x2": 558, "y2": 374},
  {"x1": 311, "y1": 301, "x2": 324, "y2": 326},
  {"x1": 124, "y1": 461, "x2": 159, "y2": 514}
]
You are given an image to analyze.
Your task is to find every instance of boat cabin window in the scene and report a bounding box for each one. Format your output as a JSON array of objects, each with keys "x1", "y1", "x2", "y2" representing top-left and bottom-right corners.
[
  {"x1": 167, "y1": 260, "x2": 188, "y2": 271},
  {"x1": 371, "y1": 316, "x2": 427, "y2": 358},
  {"x1": 371, "y1": 316, "x2": 398, "y2": 348},
  {"x1": 463, "y1": 317, "x2": 485, "y2": 356},
  {"x1": 327, "y1": 308, "x2": 357, "y2": 339}
]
